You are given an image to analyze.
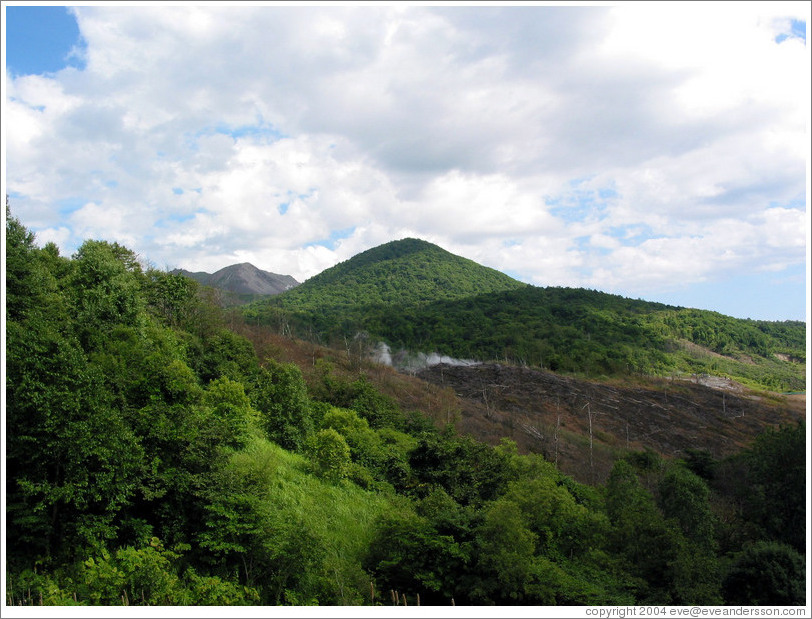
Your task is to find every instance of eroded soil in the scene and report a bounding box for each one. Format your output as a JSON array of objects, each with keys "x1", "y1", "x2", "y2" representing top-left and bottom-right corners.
[{"x1": 416, "y1": 363, "x2": 805, "y2": 484}]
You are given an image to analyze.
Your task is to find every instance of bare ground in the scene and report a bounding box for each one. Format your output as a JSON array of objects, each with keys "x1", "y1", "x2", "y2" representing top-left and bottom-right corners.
[{"x1": 416, "y1": 363, "x2": 805, "y2": 484}]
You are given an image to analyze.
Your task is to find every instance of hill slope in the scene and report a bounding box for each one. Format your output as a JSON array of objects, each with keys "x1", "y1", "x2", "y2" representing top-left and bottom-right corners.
[
  {"x1": 364, "y1": 286, "x2": 806, "y2": 391},
  {"x1": 414, "y1": 361, "x2": 804, "y2": 484},
  {"x1": 173, "y1": 262, "x2": 299, "y2": 296},
  {"x1": 243, "y1": 239, "x2": 805, "y2": 392}
]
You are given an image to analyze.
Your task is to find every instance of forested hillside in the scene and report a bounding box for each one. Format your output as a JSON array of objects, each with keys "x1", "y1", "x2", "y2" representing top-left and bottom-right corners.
[
  {"x1": 246, "y1": 238, "x2": 527, "y2": 334},
  {"x1": 5, "y1": 210, "x2": 807, "y2": 606},
  {"x1": 364, "y1": 287, "x2": 806, "y2": 392},
  {"x1": 246, "y1": 242, "x2": 805, "y2": 393}
]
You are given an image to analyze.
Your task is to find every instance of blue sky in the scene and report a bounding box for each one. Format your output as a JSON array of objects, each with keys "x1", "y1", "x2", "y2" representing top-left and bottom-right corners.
[
  {"x1": 5, "y1": 6, "x2": 84, "y2": 74},
  {"x1": 3, "y1": 3, "x2": 810, "y2": 321}
]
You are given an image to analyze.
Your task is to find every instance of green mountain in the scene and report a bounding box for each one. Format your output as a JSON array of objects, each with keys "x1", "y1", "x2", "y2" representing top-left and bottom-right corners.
[
  {"x1": 245, "y1": 239, "x2": 805, "y2": 392},
  {"x1": 245, "y1": 237, "x2": 527, "y2": 331}
]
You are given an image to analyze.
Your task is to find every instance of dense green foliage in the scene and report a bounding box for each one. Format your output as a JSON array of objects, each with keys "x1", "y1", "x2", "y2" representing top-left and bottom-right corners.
[
  {"x1": 280, "y1": 238, "x2": 525, "y2": 307},
  {"x1": 5, "y1": 211, "x2": 807, "y2": 606},
  {"x1": 245, "y1": 238, "x2": 527, "y2": 334},
  {"x1": 245, "y1": 243, "x2": 804, "y2": 392}
]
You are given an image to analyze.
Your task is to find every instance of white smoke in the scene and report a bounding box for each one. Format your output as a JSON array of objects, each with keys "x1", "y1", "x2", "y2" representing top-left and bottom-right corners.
[
  {"x1": 372, "y1": 342, "x2": 479, "y2": 374},
  {"x1": 372, "y1": 341, "x2": 393, "y2": 366}
]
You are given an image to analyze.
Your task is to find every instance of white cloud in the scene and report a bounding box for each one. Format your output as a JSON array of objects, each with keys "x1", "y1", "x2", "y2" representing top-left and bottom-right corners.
[
  {"x1": 400, "y1": 171, "x2": 559, "y2": 245},
  {"x1": 3, "y1": 3, "x2": 808, "y2": 318}
]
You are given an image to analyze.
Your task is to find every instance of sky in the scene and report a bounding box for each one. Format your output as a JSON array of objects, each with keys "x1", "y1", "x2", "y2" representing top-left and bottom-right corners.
[{"x1": 2, "y1": 2, "x2": 810, "y2": 321}]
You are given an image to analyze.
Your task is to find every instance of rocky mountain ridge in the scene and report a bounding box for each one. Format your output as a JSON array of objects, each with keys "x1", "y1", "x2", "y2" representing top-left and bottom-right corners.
[{"x1": 172, "y1": 262, "x2": 299, "y2": 296}]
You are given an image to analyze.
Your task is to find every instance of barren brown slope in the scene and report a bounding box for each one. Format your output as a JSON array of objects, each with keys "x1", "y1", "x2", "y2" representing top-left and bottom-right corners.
[{"x1": 416, "y1": 363, "x2": 805, "y2": 484}]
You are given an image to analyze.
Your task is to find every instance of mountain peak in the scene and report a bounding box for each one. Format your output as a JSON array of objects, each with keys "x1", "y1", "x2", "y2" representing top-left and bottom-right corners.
[
  {"x1": 343, "y1": 238, "x2": 450, "y2": 270},
  {"x1": 173, "y1": 263, "x2": 299, "y2": 297},
  {"x1": 267, "y1": 238, "x2": 526, "y2": 313}
]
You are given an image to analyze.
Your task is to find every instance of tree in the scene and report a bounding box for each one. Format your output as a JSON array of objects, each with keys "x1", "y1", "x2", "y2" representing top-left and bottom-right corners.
[
  {"x1": 68, "y1": 240, "x2": 145, "y2": 350},
  {"x1": 742, "y1": 422, "x2": 806, "y2": 552},
  {"x1": 203, "y1": 377, "x2": 260, "y2": 448},
  {"x1": 251, "y1": 360, "x2": 313, "y2": 450},
  {"x1": 144, "y1": 269, "x2": 199, "y2": 328},
  {"x1": 364, "y1": 509, "x2": 467, "y2": 604},
  {"x1": 605, "y1": 460, "x2": 680, "y2": 602},
  {"x1": 306, "y1": 429, "x2": 351, "y2": 483},
  {"x1": 409, "y1": 429, "x2": 511, "y2": 506},
  {"x1": 473, "y1": 499, "x2": 537, "y2": 603},
  {"x1": 6, "y1": 220, "x2": 149, "y2": 560},
  {"x1": 195, "y1": 329, "x2": 259, "y2": 384},
  {"x1": 657, "y1": 465, "x2": 716, "y2": 550},
  {"x1": 5, "y1": 203, "x2": 42, "y2": 320},
  {"x1": 501, "y1": 475, "x2": 607, "y2": 559},
  {"x1": 6, "y1": 319, "x2": 144, "y2": 559},
  {"x1": 723, "y1": 541, "x2": 806, "y2": 605},
  {"x1": 80, "y1": 537, "x2": 186, "y2": 605},
  {"x1": 348, "y1": 376, "x2": 403, "y2": 429},
  {"x1": 319, "y1": 407, "x2": 385, "y2": 471}
]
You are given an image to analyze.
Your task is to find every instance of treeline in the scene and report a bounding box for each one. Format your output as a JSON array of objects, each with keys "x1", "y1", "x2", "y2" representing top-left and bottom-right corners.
[{"x1": 5, "y1": 210, "x2": 806, "y2": 606}]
